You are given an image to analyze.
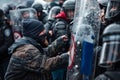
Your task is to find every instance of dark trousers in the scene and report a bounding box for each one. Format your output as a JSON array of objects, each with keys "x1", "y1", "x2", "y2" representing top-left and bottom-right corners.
[
  {"x1": 52, "y1": 68, "x2": 67, "y2": 80},
  {"x1": 0, "y1": 60, "x2": 9, "y2": 80}
]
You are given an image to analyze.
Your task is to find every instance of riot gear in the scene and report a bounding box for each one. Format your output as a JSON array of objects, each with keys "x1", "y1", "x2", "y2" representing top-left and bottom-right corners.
[
  {"x1": 47, "y1": 1, "x2": 59, "y2": 13},
  {"x1": 97, "y1": 0, "x2": 108, "y2": 8},
  {"x1": 67, "y1": 0, "x2": 101, "y2": 79},
  {"x1": 62, "y1": 0, "x2": 75, "y2": 20},
  {"x1": 10, "y1": 8, "x2": 37, "y2": 40},
  {"x1": 32, "y1": 3, "x2": 48, "y2": 24},
  {"x1": 3, "y1": 3, "x2": 16, "y2": 13},
  {"x1": 105, "y1": 0, "x2": 120, "y2": 22},
  {"x1": 32, "y1": 3, "x2": 43, "y2": 12},
  {"x1": 16, "y1": 4, "x2": 27, "y2": 9},
  {"x1": 25, "y1": 0, "x2": 34, "y2": 8},
  {"x1": 53, "y1": 21, "x2": 68, "y2": 40},
  {"x1": 99, "y1": 23, "x2": 120, "y2": 68},
  {"x1": 62, "y1": 0, "x2": 75, "y2": 11},
  {"x1": 3, "y1": 3, "x2": 16, "y2": 19},
  {"x1": 48, "y1": 6, "x2": 61, "y2": 20},
  {"x1": 95, "y1": 23, "x2": 120, "y2": 80}
]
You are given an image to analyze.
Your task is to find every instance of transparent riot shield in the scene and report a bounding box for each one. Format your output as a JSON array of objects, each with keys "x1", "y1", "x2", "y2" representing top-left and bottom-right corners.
[
  {"x1": 67, "y1": 0, "x2": 101, "y2": 80},
  {"x1": 10, "y1": 8, "x2": 37, "y2": 40},
  {"x1": 19, "y1": 8, "x2": 38, "y2": 20},
  {"x1": 1, "y1": 0, "x2": 34, "y2": 9}
]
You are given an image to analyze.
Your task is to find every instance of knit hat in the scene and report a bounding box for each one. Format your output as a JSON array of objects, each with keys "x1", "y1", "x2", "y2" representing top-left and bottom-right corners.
[{"x1": 22, "y1": 19, "x2": 44, "y2": 38}]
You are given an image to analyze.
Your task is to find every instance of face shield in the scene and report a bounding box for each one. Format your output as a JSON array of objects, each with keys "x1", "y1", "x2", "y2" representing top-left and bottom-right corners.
[
  {"x1": 99, "y1": 35, "x2": 120, "y2": 67},
  {"x1": 66, "y1": 9, "x2": 75, "y2": 21},
  {"x1": 48, "y1": 6, "x2": 61, "y2": 20},
  {"x1": 105, "y1": 0, "x2": 120, "y2": 20},
  {"x1": 20, "y1": 8, "x2": 38, "y2": 20},
  {"x1": 10, "y1": 8, "x2": 38, "y2": 40}
]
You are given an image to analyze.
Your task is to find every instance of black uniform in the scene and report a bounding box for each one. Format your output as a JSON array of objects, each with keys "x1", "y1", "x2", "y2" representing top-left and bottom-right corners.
[
  {"x1": 95, "y1": 0, "x2": 120, "y2": 79},
  {"x1": 0, "y1": 9, "x2": 14, "y2": 80}
]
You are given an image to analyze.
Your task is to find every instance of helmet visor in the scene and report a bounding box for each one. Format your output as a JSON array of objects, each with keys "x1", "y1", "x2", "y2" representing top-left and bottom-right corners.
[
  {"x1": 48, "y1": 6, "x2": 60, "y2": 20},
  {"x1": 105, "y1": 0, "x2": 120, "y2": 19},
  {"x1": 99, "y1": 41, "x2": 120, "y2": 67}
]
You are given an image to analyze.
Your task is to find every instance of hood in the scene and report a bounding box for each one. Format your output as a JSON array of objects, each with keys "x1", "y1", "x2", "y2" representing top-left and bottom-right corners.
[{"x1": 55, "y1": 11, "x2": 68, "y2": 21}]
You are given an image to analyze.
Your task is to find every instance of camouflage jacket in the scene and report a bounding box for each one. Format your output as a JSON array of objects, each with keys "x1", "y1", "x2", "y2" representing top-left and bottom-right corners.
[{"x1": 5, "y1": 37, "x2": 69, "y2": 80}]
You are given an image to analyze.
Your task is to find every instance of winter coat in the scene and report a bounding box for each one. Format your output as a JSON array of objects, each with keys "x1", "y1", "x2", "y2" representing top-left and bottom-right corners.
[{"x1": 5, "y1": 37, "x2": 69, "y2": 80}]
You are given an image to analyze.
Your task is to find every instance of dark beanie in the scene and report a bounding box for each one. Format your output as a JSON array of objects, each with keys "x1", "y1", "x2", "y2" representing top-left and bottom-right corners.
[{"x1": 22, "y1": 19, "x2": 44, "y2": 38}]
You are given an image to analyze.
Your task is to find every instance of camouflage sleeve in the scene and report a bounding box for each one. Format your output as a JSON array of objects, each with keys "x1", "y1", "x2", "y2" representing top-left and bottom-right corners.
[
  {"x1": 45, "y1": 35, "x2": 70, "y2": 57},
  {"x1": 12, "y1": 44, "x2": 68, "y2": 73}
]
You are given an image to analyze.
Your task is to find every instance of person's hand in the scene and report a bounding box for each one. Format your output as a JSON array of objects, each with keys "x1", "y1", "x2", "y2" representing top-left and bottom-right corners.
[
  {"x1": 61, "y1": 35, "x2": 69, "y2": 41},
  {"x1": 49, "y1": 30, "x2": 53, "y2": 36}
]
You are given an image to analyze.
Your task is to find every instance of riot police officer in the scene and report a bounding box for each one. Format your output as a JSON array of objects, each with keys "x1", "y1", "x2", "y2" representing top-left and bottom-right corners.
[
  {"x1": 0, "y1": 9, "x2": 14, "y2": 80},
  {"x1": 44, "y1": 6, "x2": 61, "y2": 44},
  {"x1": 49, "y1": 0, "x2": 75, "y2": 80},
  {"x1": 32, "y1": 3, "x2": 48, "y2": 24},
  {"x1": 52, "y1": 0, "x2": 75, "y2": 41},
  {"x1": 95, "y1": 23, "x2": 120, "y2": 80},
  {"x1": 95, "y1": 0, "x2": 120, "y2": 79}
]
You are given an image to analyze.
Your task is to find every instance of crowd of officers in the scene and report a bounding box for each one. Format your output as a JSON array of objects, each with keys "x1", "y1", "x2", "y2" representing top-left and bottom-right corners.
[{"x1": 0, "y1": 0, "x2": 120, "y2": 80}]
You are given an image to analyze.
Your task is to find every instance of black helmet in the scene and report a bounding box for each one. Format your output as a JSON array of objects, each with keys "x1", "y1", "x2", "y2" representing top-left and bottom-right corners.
[
  {"x1": 62, "y1": 0, "x2": 75, "y2": 20},
  {"x1": 97, "y1": 0, "x2": 108, "y2": 7},
  {"x1": 3, "y1": 3, "x2": 16, "y2": 19},
  {"x1": 16, "y1": 4, "x2": 27, "y2": 9},
  {"x1": 3, "y1": 3, "x2": 16, "y2": 14},
  {"x1": 97, "y1": 0, "x2": 108, "y2": 10},
  {"x1": 105, "y1": 0, "x2": 120, "y2": 22},
  {"x1": 25, "y1": 0, "x2": 34, "y2": 8},
  {"x1": 99, "y1": 23, "x2": 120, "y2": 68},
  {"x1": 62, "y1": 0, "x2": 75, "y2": 12},
  {"x1": 32, "y1": 3, "x2": 43, "y2": 12},
  {"x1": 48, "y1": 6, "x2": 61, "y2": 19}
]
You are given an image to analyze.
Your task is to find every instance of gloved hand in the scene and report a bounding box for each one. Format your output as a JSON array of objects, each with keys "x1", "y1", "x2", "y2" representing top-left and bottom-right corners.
[
  {"x1": 53, "y1": 35, "x2": 70, "y2": 53},
  {"x1": 46, "y1": 35, "x2": 70, "y2": 57}
]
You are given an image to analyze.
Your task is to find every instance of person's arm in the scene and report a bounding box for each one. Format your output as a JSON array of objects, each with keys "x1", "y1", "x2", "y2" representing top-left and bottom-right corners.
[
  {"x1": 11, "y1": 44, "x2": 69, "y2": 73},
  {"x1": 45, "y1": 35, "x2": 70, "y2": 57}
]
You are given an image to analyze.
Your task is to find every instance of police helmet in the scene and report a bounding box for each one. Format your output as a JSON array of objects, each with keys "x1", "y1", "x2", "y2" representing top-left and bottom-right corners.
[
  {"x1": 16, "y1": 4, "x2": 27, "y2": 9},
  {"x1": 32, "y1": 3, "x2": 43, "y2": 12},
  {"x1": 62, "y1": 0, "x2": 75, "y2": 12},
  {"x1": 48, "y1": 6, "x2": 61, "y2": 19},
  {"x1": 99, "y1": 23, "x2": 120, "y2": 68},
  {"x1": 105, "y1": 0, "x2": 120, "y2": 22},
  {"x1": 62, "y1": 0, "x2": 75, "y2": 20}
]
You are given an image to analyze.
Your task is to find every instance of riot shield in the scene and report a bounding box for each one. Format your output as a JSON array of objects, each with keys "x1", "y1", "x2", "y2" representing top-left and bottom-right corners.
[
  {"x1": 10, "y1": 8, "x2": 37, "y2": 40},
  {"x1": 67, "y1": 0, "x2": 101, "y2": 80},
  {"x1": 1, "y1": 0, "x2": 34, "y2": 9}
]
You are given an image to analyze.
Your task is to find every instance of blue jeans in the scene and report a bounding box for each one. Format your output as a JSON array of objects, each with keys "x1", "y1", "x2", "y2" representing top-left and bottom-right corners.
[{"x1": 52, "y1": 68, "x2": 66, "y2": 80}]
